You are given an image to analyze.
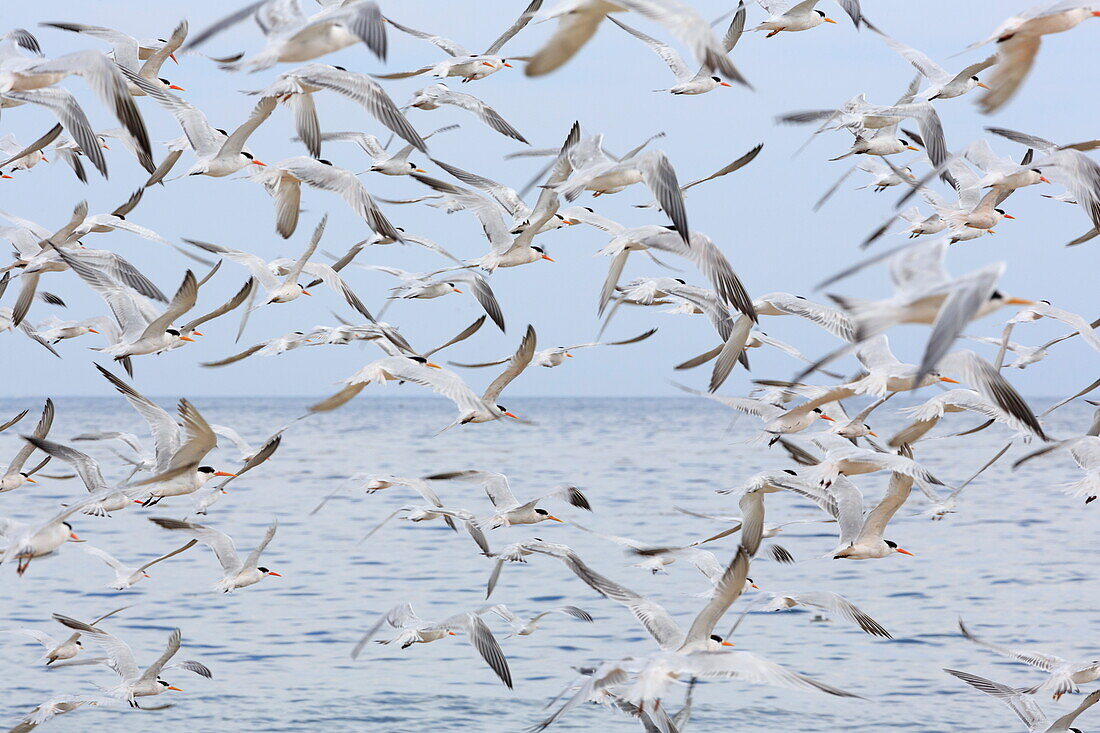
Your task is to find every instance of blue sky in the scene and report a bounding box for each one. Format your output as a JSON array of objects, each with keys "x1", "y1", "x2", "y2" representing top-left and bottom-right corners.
[{"x1": 2, "y1": 1, "x2": 1097, "y2": 397}]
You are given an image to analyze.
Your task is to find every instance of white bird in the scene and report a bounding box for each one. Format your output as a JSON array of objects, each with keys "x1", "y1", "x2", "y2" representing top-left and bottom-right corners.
[
  {"x1": 22, "y1": 436, "x2": 136, "y2": 517},
  {"x1": 484, "y1": 604, "x2": 594, "y2": 637},
  {"x1": 43, "y1": 19, "x2": 188, "y2": 96},
  {"x1": 407, "y1": 83, "x2": 528, "y2": 144},
  {"x1": 607, "y1": 7, "x2": 744, "y2": 95},
  {"x1": 51, "y1": 615, "x2": 187, "y2": 706},
  {"x1": 526, "y1": 0, "x2": 747, "y2": 83},
  {"x1": 0, "y1": 47, "x2": 153, "y2": 168},
  {"x1": 674, "y1": 382, "x2": 840, "y2": 443},
  {"x1": 12, "y1": 607, "x2": 126, "y2": 665},
  {"x1": 425, "y1": 469, "x2": 591, "y2": 528},
  {"x1": 249, "y1": 156, "x2": 401, "y2": 240},
  {"x1": 958, "y1": 618, "x2": 1100, "y2": 700},
  {"x1": 312, "y1": 325, "x2": 537, "y2": 428},
  {"x1": 360, "y1": 264, "x2": 507, "y2": 333},
  {"x1": 946, "y1": 669, "x2": 1100, "y2": 732},
  {"x1": 748, "y1": 591, "x2": 891, "y2": 637},
  {"x1": 246, "y1": 63, "x2": 424, "y2": 159},
  {"x1": 352, "y1": 603, "x2": 513, "y2": 688},
  {"x1": 0, "y1": 501, "x2": 87, "y2": 575},
  {"x1": 376, "y1": 0, "x2": 541, "y2": 82},
  {"x1": 450, "y1": 328, "x2": 656, "y2": 369},
  {"x1": 95, "y1": 365, "x2": 236, "y2": 504},
  {"x1": 810, "y1": 466, "x2": 916, "y2": 560},
  {"x1": 968, "y1": 2, "x2": 1100, "y2": 113},
  {"x1": 890, "y1": 389, "x2": 1038, "y2": 447},
  {"x1": 753, "y1": 0, "x2": 860, "y2": 37},
  {"x1": 0, "y1": 398, "x2": 52, "y2": 492},
  {"x1": 122, "y1": 67, "x2": 273, "y2": 177},
  {"x1": 184, "y1": 0, "x2": 387, "y2": 72},
  {"x1": 83, "y1": 540, "x2": 197, "y2": 590},
  {"x1": 148, "y1": 517, "x2": 280, "y2": 593},
  {"x1": 873, "y1": 28, "x2": 995, "y2": 100},
  {"x1": 311, "y1": 124, "x2": 455, "y2": 176}
]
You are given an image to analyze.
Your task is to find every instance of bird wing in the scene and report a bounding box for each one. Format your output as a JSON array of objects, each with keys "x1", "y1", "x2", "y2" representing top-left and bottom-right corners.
[
  {"x1": 786, "y1": 592, "x2": 891, "y2": 638},
  {"x1": 431, "y1": 158, "x2": 528, "y2": 220},
  {"x1": 564, "y1": 327, "x2": 658, "y2": 351},
  {"x1": 297, "y1": 66, "x2": 424, "y2": 152},
  {"x1": 95, "y1": 365, "x2": 179, "y2": 472},
  {"x1": 672, "y1": 648, "x2": 860, "y2": 697},
  {"x1": 680, "y1": 143, "x2": 763, "y2": 191},
  {"x1": 681, "y1": 546, "x2": 750, "y2": 649},
  {"x1": 243, "y1": 519, "x2": 278, "y2": 570},
  {"x1": 182, "y1": 239, "x2": 280, "y2": 291},
  {"x1": 607, "y1": 16, "x2": 692, "y2": 80},
  {"x1": 5, "y1": 399, "x2": 53, "y2": 475},
  {"x1": 442, "y1": 612, "x2": 513, "y2": 688},
  {"x1": 287, "y1": 158, "x2": 402, "y2": 240},
  {"x1": 957, "y1": 618, "x2": 1064, "y2": 672},
  {"x1": 855, "y1": 469, "x2": 913, "y2": 544},
  {"x1": 429, "y1": 470, "x2": 519, "y2": 510},
  {"x1": 82, "y1": 545, "x2": 129, "y2": 575},
  {"x1": 484, "y1": 0, "x2": 543, "y2": 55},
  {"x1": 149, "y1": 517, "x2": 243, "y2": 575},
  {"x1": 979, "y1": 35, "x2": 1042, "y2": 114},
  {"x1": 431, "y1": 87, "x2": 528, "y2": 144},
  {"x1": 874, "y1": 30, "x2": 950, "y2": 85},
  {"x1": 284, "y1": 214, "x2": 326, "y2": 283},
  {"x1": 140, "y1": 628, "x2": 181, "y2": 683},
  {"x1": 137, "y1": 270, "x2": 197, "y2": 343},
  {"x1": 21, "y1": 437, "x2": 105, "y2": 493},
  {"x1": 136, "y1": 539, "x2": 198, "y2": 573},
  {"x1": 169, "y1": 399, "x2": 217, "y2": 471},
  {"x1": 220, "y1": 96, "x2": 277, "y2": 157},
  {"x1": 482, "y1": 324, "x2": 536, "y2": 403},
  {"x1": 384, "y1": 16, "x2": 472, "y2": 56},
  {"x1": 51, "y1": 614, "x2": 140, "y2": 683},
  {"x1": 943, "y1": 668, "x2": 1048, "y2": 731}
]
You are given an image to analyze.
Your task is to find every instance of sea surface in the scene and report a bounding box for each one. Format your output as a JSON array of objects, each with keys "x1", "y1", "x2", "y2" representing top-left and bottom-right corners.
[{"x1": 0, "y1": 395, "x2": 1096, "y2": 732}]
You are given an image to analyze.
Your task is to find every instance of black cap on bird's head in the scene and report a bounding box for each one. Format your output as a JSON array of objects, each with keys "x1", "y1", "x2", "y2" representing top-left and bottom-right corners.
[
  {"x1": 535, "y1": 508, "x2": 549, "y2": 516},
  {"x1": 241, "y1": 152, "x2": 254, "y2": 160},
  {"x1": 166, "y1": 328, "x2": 181, "y2": 335},
  {"x1": 815, "y1": 9, "x2": 825, "y2": 16},
  {"x1": 75, "y1": 640, "x2": 82, "y2": 646},
  {"x1": 62, "y1": 522, "x2": 73, "y2": 530},
  {"x1": 709, "y1": 633, "x2": 735, "y2": 646},
  {"x1": 783, "y1": 469, "x2": 798, "y2": 476},
  {"x1": 410, "y1": 355, "x2": 428, "y2": 364},
  {"x1": 215, "y1": 128, "x2": 228, "y2": 136},
  {"x1": 885, "y1": 540, "x2": 897, "y2": 548},
  {"x1": 675, "y1": 278, "x2": 686, "y2": 284},
  {"x1": 319, "y1": 159, "x2": 333, "y2": 166},
  {"x1": 332, "y1": 65, "x2": 346, "y2": 71}
]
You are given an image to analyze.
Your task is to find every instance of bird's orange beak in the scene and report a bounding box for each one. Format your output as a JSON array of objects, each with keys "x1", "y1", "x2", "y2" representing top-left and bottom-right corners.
[
  {"x1": 824, "y1": 17, "x2": 838, "y2": 23},
  {"x1": 721, "y1": 640, "x2": 735, "y2": 646},
  {"x1": 167, "y1": 686, "x2": 182, "y2": 692},
  {"x1": 482, "y1": 62, "x2": 494, "y2": 67},
  {"x1": 565, "y1": 353, "x2": 573, "y2": 358},
  {"x1": 87, "y1": 328, "x2": 99, "y2": 334},
  {"x1": 427, "y1": 362, "x2": 442, "y2": 369},
  {"x1": 169, "y1": 84, "x2": 186, "y2": 91},
  {"x1": 452, "y1": 288, "x2": 463, "y2": 294},
  {"x1": 906, "y1": 145, "x2": 920, "y2": 151},
  {"x1": 170, "y1": 53, "x2": 178, "y2": 64},
  {"x1": 1039, "y1": 176, "x2": 1051, "y2": 183},
  {"x1": 268, "y1": 571, "x2": 282, "y2": 577},
  {"x1": 1006, "y1": 298, "x2": 1035, "y2": 305},
  {"x1": 192, "y1": 330, "x2": 204, "y2": 336},
  {"x1": 719, "y1": 82, "x2": 731, "y2": 87},
  {"x1": 101, "y1": 142, "x2": 110, "y2": 149},
  {"x1": 415, "y1": 168, "x2": 426, "y2": 172},
  {"x1": 40, "y1": 155, "x2": 49, "y2": 162},
  {"x1": 976, "y1": 82, "x2": 990, "y2": 89},
  {"x1": 69, "y1": 531, "x2": 80, "y2": 540},
  {"x1": 143, "y1": 572, "x2": 151, "y2": 578},
  {"x1": 546, "y1": 515, "x2": 563, "y2": 523},
  {"x1": 1, "y1": 175, "x2": 12, "y2": 179},
  {"x1": 504, "y1": 411, "x2": 518, "y2": 419},
  {"x1": 448, "y1": 631, "x2": 456, "y2": 636},
  {"x1": 301, "y1": 289, "x2": 312, "y2": 296},
  {"x1": 503, "y1": 62, "x2": 513, "y2": 68},
  {"x1": 819, "y1": 415, "x2": 835, "y2": 422},
  {"x1": 750, "y1": 583, "x2": 759, "y2": 589},
  {"x1": 1093, "y1": 10, "x2": 1100, "y2": 15},
  {"x1": 252, "y1": 160, "x2": 266, "y2": 166},
  {"x1": 868, "y1": 431, "x2": 878, "y2": 437},
  {"x1": 939, "y1": 377, "x2": 960, "y2": 384},
  {"x1": 895, "y1": 548, "x2": 914, "y2": 556},
  {"x1": 25, "y1": 476, "x2": 36, "y2": 483},
  {"x1": 541, "y1": 254, "x2": 555, "y2": 262},
  {"x1": 1002, "y1": 213, "x2": 1016, "y2": 220},
  {"x1": 134, "y1": 500, "x2": 144, "y2": 504},
  {"x1": 180, "y1": 336, "x2": 196, "y2": 342},
  {"x1": 214, "y1": 471, "x2": 237, "y2": 477}
]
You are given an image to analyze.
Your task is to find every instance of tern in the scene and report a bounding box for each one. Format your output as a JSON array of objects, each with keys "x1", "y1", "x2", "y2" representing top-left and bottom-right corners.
[
  {"x1": 83, "y1": 540, "x2": 197, "y2": 590},
  {"x1": 729, "y1": 590, "x2": 891, "y2": 638},
  {"x1": 873, "y1": 28, "x2": 994, "y2": 100},
  {"x1": 406, "y1": 83, "x2": 528, "y2": 144},
  {"x1": 484, "y1": 604, "x2": 594, "y2": 637},
  {"x1": 754, "y1": 0, "x2": 861, "y2": 37},
  {"x1": 946, "y1": 668, "x2": 1100, "y2": 731},
  {"x1": 353, "y1": 603, "x2": 512, "y2": 688},
  {"x1": 968, "y1": 3, "x2": 1100, "y2": 113},
  {"x1": 149, "y1": 517, "x2": 280, "y2": 592},
  {"x1": 360, "y1": 264, "x2": 506, "y2": 332},
  {"x1": 0, "y1": 398, "x2": 53, "y2": 492},
  {"x1": 450, "y1": 328, "x2": 656, "y2": 369},
  {"x1": 43, "y1": 20, "x2": 188, "y2": 96},
  {"x1": 246, "y1": 63, "x2": 424, "y2": 159},
  {"x1": 607, "y1": 6, "x2": 745, "y2": 94},
  {"x1": 425, "y1": 470, "x2": 591, "y2": 528},
  {"x1": 312, "y1": 325, "x2": 537, "y2": 428},
  {"x1": 51, "y1": 615, "x2": 189, "y2": 706},
  {"x1": 376, "y1": 1, "x2": 541, "y2": 82},
  {"x1": 13, "y1": 607, "x2": 126, "y2": 665},
  {"x1": 307, "y1": 124, "x2": 455, "y2": 176}
]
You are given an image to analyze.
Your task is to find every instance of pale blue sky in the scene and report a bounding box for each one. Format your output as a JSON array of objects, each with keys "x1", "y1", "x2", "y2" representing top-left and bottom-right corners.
[{"x1": 2, "y1": 1, "x2": 1097, "y2": 397}]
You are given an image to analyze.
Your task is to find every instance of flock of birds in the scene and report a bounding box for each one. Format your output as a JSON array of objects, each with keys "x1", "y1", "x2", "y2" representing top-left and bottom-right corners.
[{"x1": 2, "y1": 0, "x2": 1100, "y2": 730}]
